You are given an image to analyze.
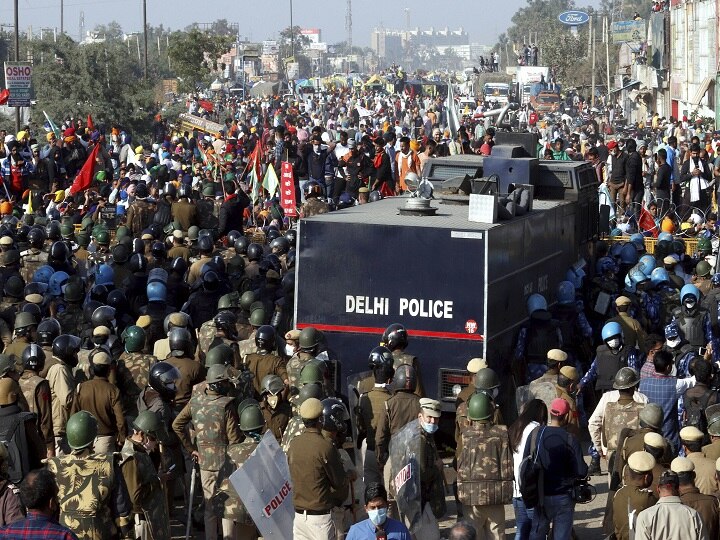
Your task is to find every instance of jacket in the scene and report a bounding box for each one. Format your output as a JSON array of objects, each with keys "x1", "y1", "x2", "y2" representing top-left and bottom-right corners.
[{"x1": 218, "y1": 191, "x2": 250, "y2": 237}]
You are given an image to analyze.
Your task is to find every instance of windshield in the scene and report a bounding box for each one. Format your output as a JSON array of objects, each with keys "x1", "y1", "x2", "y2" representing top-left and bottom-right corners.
[{"x1": 484, "y1": 85, "x2": 508, "y2": 96}]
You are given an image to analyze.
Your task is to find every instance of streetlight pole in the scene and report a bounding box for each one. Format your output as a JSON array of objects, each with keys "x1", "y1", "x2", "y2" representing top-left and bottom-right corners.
[
  {"x1": 290, "y1": 0, "x2": 294, "y2": 58},
  {"x1": 60, "y1": 0, "x2": 64, "y2": 34},
  {"x1": 142, "y1": 0, "x2": 148, "y2": 79},
  {"x1": 13, "y1": 0, "x2": 20, "y2": 133}
]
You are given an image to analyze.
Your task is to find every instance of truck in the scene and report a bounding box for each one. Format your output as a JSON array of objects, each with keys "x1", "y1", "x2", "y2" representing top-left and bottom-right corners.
[
  {"x1": 516, "y1": 66, "x2": 550, "y2": 105},
  {"x1": 294, "y1": 143, "x2": 599, "y2": 429},
  {"x1": 482, "y1": 82, "x2": 510, "y2": 105}
]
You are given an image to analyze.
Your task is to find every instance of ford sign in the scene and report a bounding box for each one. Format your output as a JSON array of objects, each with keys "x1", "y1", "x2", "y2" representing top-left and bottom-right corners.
[{"x1": 558, "y1": 11, "x2": 590, "y2": 25}]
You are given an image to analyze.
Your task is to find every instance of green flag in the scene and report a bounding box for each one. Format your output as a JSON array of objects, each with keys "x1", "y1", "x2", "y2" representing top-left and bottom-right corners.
[{"x1": 262, "y1": 163, "x2": 279, "y2": 198}]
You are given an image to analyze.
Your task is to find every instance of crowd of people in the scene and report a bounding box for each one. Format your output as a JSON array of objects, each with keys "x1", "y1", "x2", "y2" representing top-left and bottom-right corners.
[{"x1": 0, "y1": 75, "x2": 717, "y2": 540}]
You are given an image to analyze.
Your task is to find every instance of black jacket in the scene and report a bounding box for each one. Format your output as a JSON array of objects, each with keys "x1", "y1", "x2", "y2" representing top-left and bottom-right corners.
[
  {"x1": 680, "y1": 157, "x2": 712, "y2": 185},
  {"x1": 218, "y1": 191, "x2": 251, "y2": 237}
]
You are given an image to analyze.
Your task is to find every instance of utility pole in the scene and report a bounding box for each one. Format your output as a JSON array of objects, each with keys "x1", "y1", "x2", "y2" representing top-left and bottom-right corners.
[
  {"x1": 346, "y1": 0, "x2": 352, "y2": 55},
  {"x1": 591, "y1": 20, "x2": 596, "y2": 108},
  {"x1": 289, "y1": 0, "x2": 294, "y2": 58},
  {"x1": 604, "y1": 16, "x2": 611, "y2": 93},
  {"x1": 13, "y1": 0, "x2": 20, "y2": 133},
  {"x1": 60, "y1": 0, "x2": 64, "y2": 34},
  {"x1": 142, "y1": 0, "x2": 148, "y2": 79}
]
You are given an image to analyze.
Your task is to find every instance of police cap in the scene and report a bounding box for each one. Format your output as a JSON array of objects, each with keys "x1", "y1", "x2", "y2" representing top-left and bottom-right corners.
[
  {"x1": 419, "y1": 398, "x2": 442, "y2": 418},
  {"x1": 670, "y1": 457, "x2": 695, "y2": 473},
  {"x1": 299, "y1": 397, "x2": 323, "y2": 420},
  {"x1": 615, "y1": 296, "x2": 632, "y2": 307},
  {"x1": 628, "y1": 451, "x2": 656, "y2": 474},
  {"x1": 466, "y1": 358, "x2": 486, "y2": 373},
  {"x1": 547, "y1": 349, "x2": 567, "y2": 363},
  {"x1": 644, "y1": 431, "x2": 665, "y2": 449},
  {"x1": 679, "y1": 426, "x2": 704, "y2": 442},
  {"x1": 93, "y1": 326, "x2": 111, "y2": 337},
  {"x1": 92, "y1": 352, "x2": 112, "y2": 365},
  {"x1": 559, "y1": 366, "x2": 579, "y2": 382}
]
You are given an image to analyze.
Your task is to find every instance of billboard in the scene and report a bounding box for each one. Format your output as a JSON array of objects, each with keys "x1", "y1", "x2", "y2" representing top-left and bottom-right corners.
[
  {"x1": 4, "y1": 62, "x2": 33, "y2": 107},
  {"x1": 611, "y1": 20, "x2": 646, "y2": 43},
  {"x1": 262, "y1": 40, "x2": 279, "y2": 56}
]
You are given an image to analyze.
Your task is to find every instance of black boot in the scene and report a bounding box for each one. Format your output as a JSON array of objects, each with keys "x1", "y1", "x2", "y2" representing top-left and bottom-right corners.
[{"x1": 587, "y1": 455, "x2": 601, "y2": 476}]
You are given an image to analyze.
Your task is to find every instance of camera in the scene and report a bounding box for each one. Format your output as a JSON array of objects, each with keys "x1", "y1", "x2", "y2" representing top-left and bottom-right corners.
[{"x1": 571, "y1": 478, "x2": 594, "y2": 504}]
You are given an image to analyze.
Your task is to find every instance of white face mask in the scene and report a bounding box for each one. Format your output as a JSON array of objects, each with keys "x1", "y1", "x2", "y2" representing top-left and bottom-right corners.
[
  {"x1": 666, "y1": 338, "x2": 681, "y2": 349},
  {"x1": 284, "y1": 344, "x2": 296, "y2": 357},
  {"x1": 607, "y1": 338, "x2": 621, "y2": 349},
  {"x1": 267, "y1": 395, "x2": 279, "y2": 409}
]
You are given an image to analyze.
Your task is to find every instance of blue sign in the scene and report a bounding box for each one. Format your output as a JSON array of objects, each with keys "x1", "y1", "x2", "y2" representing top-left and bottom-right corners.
[{"x1": 558, "y1": 11, "x2": 590, "y2": 25}]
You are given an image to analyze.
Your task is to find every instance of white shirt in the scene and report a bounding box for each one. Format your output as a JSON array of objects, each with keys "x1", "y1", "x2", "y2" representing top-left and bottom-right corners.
[
  {"x1": 588, "y1": 390, "x2": 648, "y2": 455},
  {"x1": 512, "y1": 421, "x2": 539, "y2": 498}
]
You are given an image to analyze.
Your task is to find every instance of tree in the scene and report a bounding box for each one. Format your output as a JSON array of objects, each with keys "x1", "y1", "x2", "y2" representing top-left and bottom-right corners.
[
  {"x1": 92, "y1": 21, "x2": 124, "y2": 41},
  {"x1": 279, "y1": 26, "x2": 311, "y2": 61},
  {"x1": 168, "y1": 28, "x2": 234, "y2": 92}
]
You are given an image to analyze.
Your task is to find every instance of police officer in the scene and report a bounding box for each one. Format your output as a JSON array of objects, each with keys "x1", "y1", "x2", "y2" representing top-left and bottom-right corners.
[
  {"x1": 171, "y1": 184, "x2": 198, "y2": 231},
  {"x1": 70, "y1": 351, "x2": 127, "y2": 453},
  {"x1": 187, "y1": 235, "x2": 214, "y2": 286},
  {"x1": 702, "y1": 404, "x2": 720, "y2": 460},
  {"x1": 243, "y1": 325, "x2": 288, "y2": 398},
  {"x1": 376, "y1": 364, "x2": 421, "y2": 469},
  {"x1": 237, "y1": 307, "x2": 266, "y2": 360},
  {"x1": 165, "y1": 327, "x2": 204, "y2": 412},
  {"x1": 4, "y1": 311, "x2": 37, "y2": 361},
  {"x1": 356, "y1": 346, "x2": 394, "y2": 487},
  {"x1": 46, "y1": 411, "x2": 133, "y2": 539},
  {"x1": 612, "y1": 451, "x2": 657, "y2": 540},
  {"x1": 579, "y1": 321, "x2": 641, "y2": 395},
  {"x1": 260, "y1": 374, "x2": 291, "y2": 442},
  {"x1": 0, "y1": 442, "x2": 22, "y2": 526},
  {"x1": 381, "y1": 323, "x2": 424, "y2": 397},
  {"x1": 19, "y1": 228, "x2": 48, "y2": 283},
  {"x1": 119, "y1": 410, "x2": 171, "y2": 540},
  {"x1": 215, "y1": 401, "x2": 266, "y2": 540},
  {"x1": 153, "y1": 312, "x2": 191, "y2": 362},
  {"x1": 673, "y1": 284, "x2": 715, "y2": 355},
  {"x1": 672, "y1": 456, "x2": 720, "y2": 539},
  {"x1": 513, "y1": 293, "x2": 562, "y2": 384},
  {"x1": 693, "y1": 261, "x2": 713, "y2": 296},
  {"x1": 456, "y1": 368, "x2": 503, "y2": 451},
  {"x1": 609, "y1": 296, "x2": 647, "y2": 352},
  {"x1": 288, "y1": 397, "x2": 348, "y2": 540},
  {"x1": 0, "y1": 377, "x2": 45, "y2": 482},
  {"x1": 173, "y1": 364, "x2": 243, "y2": 540},
  {"x1": 281, "y1": 382, "x2": 326, "y2": 452},
  {"x1": 18, "y1": 344, "x2": 54, "y2": 458},
  {"x1": 456, "y1": 392, "x2": 512, "y2": 539},
  {"x1": 455, "y1": 357, "x2": 485, "y2": 408},
  {"x1": 46, "y1": 334, "x2": 79, "y2": 455},
  {"x1": 680, "y1": 426, "x2": 717, "y2": 495},
  {"x1": 300, "y1": 181, "x2": 330, "y2": 217},
  {"x1": 287, "y1": 326, "x2": 324, "y2": 406},
  {"x1": 525, "y1": 349, "x2": 567, "y2": 410},
  {"x1": 117, "y1": 325, "x2": 156, "y2": 417}
]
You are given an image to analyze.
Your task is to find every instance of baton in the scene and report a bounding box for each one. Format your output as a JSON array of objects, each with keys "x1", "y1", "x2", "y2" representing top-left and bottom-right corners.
[{"x1": 185, "y1": 463, "x2": 198, "y2": 540}]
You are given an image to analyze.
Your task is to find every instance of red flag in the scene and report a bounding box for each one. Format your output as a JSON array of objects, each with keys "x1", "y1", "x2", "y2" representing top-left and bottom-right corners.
[
  {"x1": 69, "y1": 144, "x2": 101, "y2": 195},
  {"x1": 280, "y1": 162, "x2": 298, "y2": 217},
  {"x1": 198, "y1": 99, "x2": 214, "y2": 112},
  {"x1": 86, "y1": 114, "x2": 94, "y2": 131},
  {"x1": 638, "y1": 205, "x2": 658, "y2": 238},
  {"x1": 0, "y1": 89, "x2": 9, "y2": 106}
]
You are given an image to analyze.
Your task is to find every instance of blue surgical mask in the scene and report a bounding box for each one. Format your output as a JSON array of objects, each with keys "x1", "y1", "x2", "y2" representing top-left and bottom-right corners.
[
  {"x1": 421, "y1": 421, "x2": 439, "y2": 434},
  {"x1": 367, "y1": 507, "x2": 387, "y2": 526}
]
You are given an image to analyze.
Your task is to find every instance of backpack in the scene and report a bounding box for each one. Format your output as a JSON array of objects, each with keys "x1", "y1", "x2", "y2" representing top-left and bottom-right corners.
[
  {"x1": 519, "y1": 426, "x2": 545, "y2": 509},
  {"x1": 153, "y1": 200, "x2": 172, "y2": 227},
  {"x1": 683, "y1": 387, "x2": 716, "y2": 439},
  {"x1": 0, "y1": 412, "x2": 34, "y2": 483}
]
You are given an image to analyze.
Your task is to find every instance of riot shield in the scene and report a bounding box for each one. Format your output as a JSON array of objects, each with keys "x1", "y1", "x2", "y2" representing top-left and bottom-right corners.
[
  {"x1": 230, "y1": 431, "x2": 294, "y2": 540},
  {"x1": 515, "y1": 384, "x2": 533, "y2": 413},
  {"x1": 347, "y1": 370, "x2": 373, "y2": 444},
  {"x1": 389, "y1": 420, "x2": 422, "y2": 532}
]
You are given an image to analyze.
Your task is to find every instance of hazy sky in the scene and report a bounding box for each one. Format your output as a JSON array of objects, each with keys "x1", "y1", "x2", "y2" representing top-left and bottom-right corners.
[{"x1": 7, "y1": 0, "x2": 529, "y2": 46}]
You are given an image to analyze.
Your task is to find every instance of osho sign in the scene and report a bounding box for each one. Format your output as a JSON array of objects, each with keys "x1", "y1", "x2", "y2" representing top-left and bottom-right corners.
[{"x1": 4, "y1": 62, "x2": 33, "y2": 107}]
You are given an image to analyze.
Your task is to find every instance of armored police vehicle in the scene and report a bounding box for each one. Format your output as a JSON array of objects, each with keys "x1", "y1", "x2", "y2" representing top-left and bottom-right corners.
[{"x1": 295, "y1": 143, "x2": 599, "y2": 419}]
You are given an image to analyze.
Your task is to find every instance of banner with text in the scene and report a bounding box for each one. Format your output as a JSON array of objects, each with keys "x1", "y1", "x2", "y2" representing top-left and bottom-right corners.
[
  {"x1": 4, "y1": 62, "x2": 33, "y2": 107},
  {"x1": 280, "y1": 161, "x2": 299, "y2": 217}
]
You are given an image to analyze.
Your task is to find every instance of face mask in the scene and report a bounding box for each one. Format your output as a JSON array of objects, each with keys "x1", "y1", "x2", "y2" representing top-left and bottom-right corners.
[
  {"x1": 267, "y1": 395, "x2": 279, "y2": 409},
  {"x1": 421, "y1": 421, "x2": 439, "y2": 434},
  {"x1": 607, "y1": 338, "x2": 621, "y2": 349},
  {"x1": 685, "y1": 300, "x2": 696, "y2": 310},
  {"x1": 285, "y1": 344, "x2": 296, "y2": 357},
  {"x1": 666, "y1": 338, "x2": 681, "y2": 349},
  {"x1": 368, "y1": 507, "x2": 388, "y2": 526}
]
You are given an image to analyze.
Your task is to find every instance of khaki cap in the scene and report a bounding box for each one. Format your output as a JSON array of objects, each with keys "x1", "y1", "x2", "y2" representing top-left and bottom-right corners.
[
  {"x1": 547, "y1": 349, "x2": 567, "y2": 363},
  {"x1": 172, "y1": 230, "x2": 184, "y2": 239},
  {"x1": 615, "y1": 296, "x2": 632, "y2": 306},
  {"x1": 559, "y1": 365, "x2": 579, "y2": 382},
  {"x1": 168, "y1": 312, "x2": 188, "y2": 327},
  {"x1": 141, "y1": 233, "x2": 153, "y2": 241},
  {"x1": 92, "y1": 352, "x2": 112, "y2": 365},
  {"x1": 466, "y1": 357, "x2": 486, "y2": 373},
  {"x1": 706, "y1": 404, "x2": 720, "y2": 436},
  {"x1": 136, "y1": 315, "x2": 152, "y2": 328},
  {"x1": 358, "y1": 187, "x2": 370, "y2": 193},
  {"x1": 419, "y1": 398, "x2": 442, "y2": 418},
  {"x1": 644, "y1": 432, "x2": 665, "y2": 449},
  {"x1": 285, "y1": 329, "x2": 301, "y2": 340},
  {"x1": 299, "y1": 397, "x2": 323, "y2": 420},
  {"x1": 266, "y1": 270, "x2": 280, "y2": 280},
  {"x1": 25, "y1": 293, "x2": 43, "y2": 304},
  {"x1": 663, "y1": 256, "x2": 677, "y2": 266},
  {"x1": 670, "y1": 457, "x2": 695, "y2": 473},
  {"x1": 628, "y1": 451, "x2": 656, "y2": 473},
  {"x1": 0, "y1": 236, "x2": 12, "y2": 246},
  {"x1": 680, "y1": 426, "x2": 704, "y2": 442},
  {"x1": 93, "y1": 326, "x2": 111, "y2": 337}
]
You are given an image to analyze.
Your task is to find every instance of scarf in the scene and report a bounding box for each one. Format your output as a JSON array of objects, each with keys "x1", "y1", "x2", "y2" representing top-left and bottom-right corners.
[{"x1": 373, "y1": 151, "x2": 383, "y2": 168}]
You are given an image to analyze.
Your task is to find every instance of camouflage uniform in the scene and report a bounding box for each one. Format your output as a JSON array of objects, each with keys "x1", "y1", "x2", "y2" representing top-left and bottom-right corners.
[
  {"x1": 19, "y1": 247, "x2": 48, "y2": 283},
  {"x1": 47, "y1": 450, "x2": 132, "y2": 540},
  {"x1": 602, "y1": 399, "x2": 643, "y2": 461},
  {"x1": 286, "y1": 351, "x2": 333, "y2": 411},
  {"x1": 57, "y1": 303, "x2": 85, "y2": 335},
  {"x1": 456, "y1": 421, "x2": 513, "y2": 539},
  {"x1": 237, "y1": 333, "x2": 258, "y2": 361},
  {"x1": 119, "y1": 438, "x2": 172, "y2": 540},
  {"x1": 281, "y1": 414, "x2": 305, "y2": 453},
  {"x1": 213, "y1": 439, "x2": 260, "y2": 540},
  {"x1": 117, "y1": 352, "x2": 156, "y2": 417},
  {"x1": 301, "y1": 198, "x2": 329, "y2": 217},
  {"x1": 87, "y1": 248, "x2": 112, "y2": 271},
  {"x1": 172, "y1": 387, "x2": 243, "y2": 540}
]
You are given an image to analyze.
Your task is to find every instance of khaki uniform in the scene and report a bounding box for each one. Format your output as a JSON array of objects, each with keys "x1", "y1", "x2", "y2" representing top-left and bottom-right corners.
[
  {"x1": 187, "y1": 255, "x2": 212, "y2": 286},
  {"x1": 165, "y1": 355, "x2": 204, "y2": 410},
  {"x1": 119, "y1": 439, "x2": 171, "y2": 540},
  {"x1": 687, "y1": 452, "x2": 718, "y2": 496},
  {"x1": 455, "y1": 382, "x2": 476, "y2": 408},
  {"x1": 47, "y1": 450, "x2": 132, "y2": 539},
  {"x1": 679, "y1": 484, "x2": 719, "y2": 540},
  {"x1": 215, "y1": 439, "x2": 260, "y2": 540},
  {"x1": 609, "y1": 312, "x2": 647, "y2": 352},
  {"x1": 243, "y1": 352, "x2": 288, "y2": 397},
  {"x1": 56, "y1": 303, "x2": 84, "y2": 335},
  {"x1": 603, "y1": 398, "x2": 644, "y2": 458},
  {"x1": 392, "y1": 350, "x2": 424, "y2": 397},
  {"x1": 171, "y1": 200, "x2": 198, "y2": 231},
  {"x1": 357, "y1": 386, "x2": 392, "y2": 486},
  {"x1": 173, "y1": 387, "x2": 243, "y2": 540},
  {"x1": 702, "y1": 439, "x2": 720, "y2": 461},
  {"x1": 612, "y1": 482, "x2": 657, "y2": 540},
  {"x1": 457, "y1": 421, "x2": 512, "y2": 540},
  {"x1": 18, "y1": 370, "x2": 54, "y2": 451},
  {"x1": 616, "y1": 427, "x2": 673, "y2": 481},
  {"x1": 260, "y1": 398, "x2": 291, "y2": 442},
  {"x1": 45, "y1": 357, "x2": 74, "y2": 450},
  {"x1": 19, "y1": 247, "x2": 48, "y2": 283},
  {"x1": 167, "y1": 244, "x2": 191, "y2": 262},
  {"x1": 3, "y1": 336, "x2": 31, "y2": 363},
  {"x1": 70, "y1": 376, "x2": 127, "y2": 452},
  {"x1": 287, "y1": 426, "x2": 348, "y2": 540},
  {"x1": 375, "y1": 391, "x2": 421, "y2": 464}
]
